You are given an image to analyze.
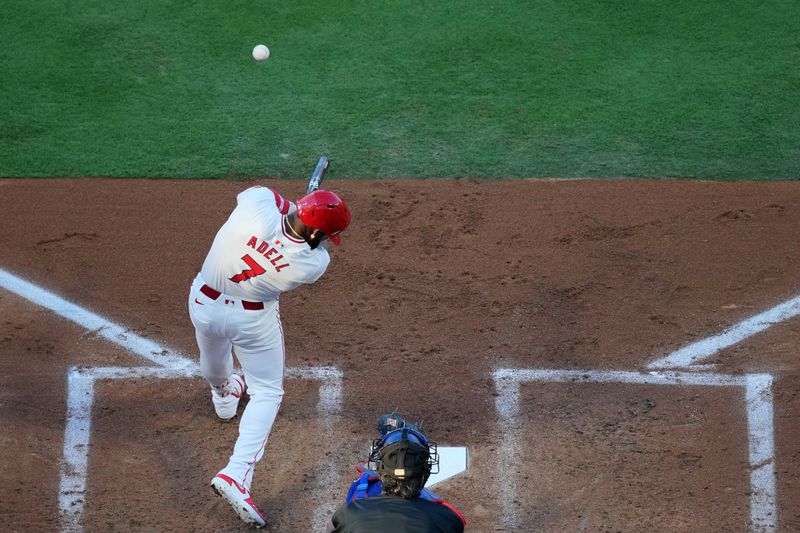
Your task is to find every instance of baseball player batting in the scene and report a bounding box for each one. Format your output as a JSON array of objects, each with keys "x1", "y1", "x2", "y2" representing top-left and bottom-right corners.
[{"x1": 188, "y1": 157, "x2": 350, "y2": 528}]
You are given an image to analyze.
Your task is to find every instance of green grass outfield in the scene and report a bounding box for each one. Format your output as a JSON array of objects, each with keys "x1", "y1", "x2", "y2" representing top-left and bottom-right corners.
[{"x1": 2, "y1": 1, "x2": 798, "y2": 180}]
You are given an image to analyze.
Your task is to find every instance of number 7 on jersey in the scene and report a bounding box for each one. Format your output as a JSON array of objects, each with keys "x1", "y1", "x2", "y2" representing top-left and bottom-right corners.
[{"x1": 229, "y1": 255, "x2": 266, "y2": 283}]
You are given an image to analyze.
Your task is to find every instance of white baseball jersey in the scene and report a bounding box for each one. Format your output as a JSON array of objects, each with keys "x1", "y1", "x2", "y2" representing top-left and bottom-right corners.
[{"x1": 199, "y1": 186, "x2": 330, "y2": 301}]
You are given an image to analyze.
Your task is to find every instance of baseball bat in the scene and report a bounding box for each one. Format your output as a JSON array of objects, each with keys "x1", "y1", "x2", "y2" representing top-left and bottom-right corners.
[{"x1": 306, "y1": 156, "x2": 329, "y2": 194}]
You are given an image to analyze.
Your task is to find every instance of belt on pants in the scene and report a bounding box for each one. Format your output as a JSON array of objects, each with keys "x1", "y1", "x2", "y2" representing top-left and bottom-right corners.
[{"x1": 200, "y1": 284, "x2": 265, "y2": 311}]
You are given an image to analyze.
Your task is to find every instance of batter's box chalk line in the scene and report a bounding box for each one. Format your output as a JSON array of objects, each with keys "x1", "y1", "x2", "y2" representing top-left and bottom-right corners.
[
  {"x1": 493, "y1": 369, "x2": 776, "y2": 532},
  {"x1": 490, "y1": 291, "x2": 800, "y2": 533},
  {"x1": 490, "y1": 292, "x2": 800, "y2": 533},
  {"x1": 0, "y1": 269, "x2": 342, "y2": 533},
  {"x1": 647, "y1": 294, "x2": 800, "y2": 370}
]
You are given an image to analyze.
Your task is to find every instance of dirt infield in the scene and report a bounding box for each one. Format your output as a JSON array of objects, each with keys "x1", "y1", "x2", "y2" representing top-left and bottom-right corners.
[{"x1": 1, "y1": 178, "x2": 798, "y2": 532}]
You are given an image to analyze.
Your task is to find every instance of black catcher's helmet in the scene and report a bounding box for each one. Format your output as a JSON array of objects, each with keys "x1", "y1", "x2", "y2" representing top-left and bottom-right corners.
[{"x1": 369, "y1": 427, "x2": 439, "y2": 485}]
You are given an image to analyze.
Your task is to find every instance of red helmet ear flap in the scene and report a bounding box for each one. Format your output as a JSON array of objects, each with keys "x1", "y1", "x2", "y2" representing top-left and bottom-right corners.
[{"x1": 296, "y1": 190, "x2": 351, "y2": 245}]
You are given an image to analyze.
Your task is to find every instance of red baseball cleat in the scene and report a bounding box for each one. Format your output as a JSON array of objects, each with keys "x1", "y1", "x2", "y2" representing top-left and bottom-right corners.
[{"x1": 211, "y1": 473, "x2": 266, "y2": 528}]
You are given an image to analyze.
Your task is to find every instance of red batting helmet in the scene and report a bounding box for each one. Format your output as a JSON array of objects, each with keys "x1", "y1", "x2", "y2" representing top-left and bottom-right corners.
[{"x1": 296, "y1": 190, "x2": 351, "y2": 245}]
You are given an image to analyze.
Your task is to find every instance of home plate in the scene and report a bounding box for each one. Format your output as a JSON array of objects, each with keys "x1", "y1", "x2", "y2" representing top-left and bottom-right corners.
[{"x1": 428, "y1": 447, "x2": 468, "y2": 487}]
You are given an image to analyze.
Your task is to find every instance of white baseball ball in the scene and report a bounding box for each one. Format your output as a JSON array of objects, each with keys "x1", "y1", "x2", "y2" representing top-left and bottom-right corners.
[{"x1": 252, "y1": 44, "x2": 270, "y2": 61}]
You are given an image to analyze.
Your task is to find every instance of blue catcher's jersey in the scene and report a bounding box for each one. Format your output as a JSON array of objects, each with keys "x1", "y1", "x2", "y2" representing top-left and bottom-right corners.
[{"x1": 345, "y1": 465, "x2": 441, "y2": 504}]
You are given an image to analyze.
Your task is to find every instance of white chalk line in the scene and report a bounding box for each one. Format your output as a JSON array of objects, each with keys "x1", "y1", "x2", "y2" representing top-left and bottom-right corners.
[
  {"x1": 0, "y1": 269, "x2": 341, "y2": 532},
  {"x1": 493, "y1": 368, "x2": 777, "y2": 533},
  {"x1": 648, "y1": 294, "x2": 800, "y2": 369},
  {"x1": 746, "y1": 374, "x2": 777, "y2": 530},
  {"x1": 59, "y1": 365, "x2": 342, "y2": 532},
  {"x1": 60, "y1": 366, "x2": 200, "y2": 531},
  {"x1": 287, "y1": 367, "x2": 344, "y2": 532},
  {"x1": 0, "y1": 268, "x2": 196, "y2": 372},
  {"x1": 60, "y1": 369, "x2": 94, "y2": 533}
]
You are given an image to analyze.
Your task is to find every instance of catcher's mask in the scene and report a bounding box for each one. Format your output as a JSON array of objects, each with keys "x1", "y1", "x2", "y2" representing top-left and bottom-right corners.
[
  {"x1": 369, "y1": 427, "x2": 439, "y2": 484},
  {"x1": 295, "y1": 190, "x2": 351, "y2": 245}
]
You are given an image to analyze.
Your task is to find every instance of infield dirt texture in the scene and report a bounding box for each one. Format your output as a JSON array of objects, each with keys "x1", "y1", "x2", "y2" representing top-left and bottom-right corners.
[{"x1": 1, "y1": 178, "x2": 799, "y2": 532}]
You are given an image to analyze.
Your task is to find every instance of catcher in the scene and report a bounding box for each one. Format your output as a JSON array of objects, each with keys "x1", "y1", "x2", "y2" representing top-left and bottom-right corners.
[{"x1": 331, "y1": 412, "x2": 466, "y2": 532}]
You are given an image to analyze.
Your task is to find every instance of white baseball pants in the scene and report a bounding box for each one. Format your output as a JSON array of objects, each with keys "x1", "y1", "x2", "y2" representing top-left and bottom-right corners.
[{"x1": 188, "y1": 274, "x2": 285, "y2": 490}]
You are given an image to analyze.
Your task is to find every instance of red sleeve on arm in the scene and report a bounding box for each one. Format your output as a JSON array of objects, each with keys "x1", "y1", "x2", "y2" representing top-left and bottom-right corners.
[{"x1": 271, "y1": 189, "x2": 290, "y2": 215}]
